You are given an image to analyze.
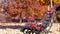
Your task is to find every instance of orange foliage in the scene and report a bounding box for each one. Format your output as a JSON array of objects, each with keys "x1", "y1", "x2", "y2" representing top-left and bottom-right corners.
[
  {"x1": 3, "y1": 0, "x2": 48, "y2": 18},
  {"x1": 27, "y1": 7, "x2": 35, "y2": 16}
]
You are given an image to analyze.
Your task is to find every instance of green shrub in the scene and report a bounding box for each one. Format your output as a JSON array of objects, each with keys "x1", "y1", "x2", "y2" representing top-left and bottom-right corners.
[{"x1": 56, "y1": 11, "x2": 60, "y2": 22}]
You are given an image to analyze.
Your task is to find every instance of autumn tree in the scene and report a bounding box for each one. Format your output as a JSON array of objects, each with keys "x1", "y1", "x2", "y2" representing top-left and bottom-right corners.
[{"x1": 3, "y1": 0, "x2": 48, "y2": 19}]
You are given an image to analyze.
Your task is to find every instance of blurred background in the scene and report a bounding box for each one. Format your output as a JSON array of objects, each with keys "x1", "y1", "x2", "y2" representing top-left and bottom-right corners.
[{"x1": 0, "y1": 0, "x2": 60, "y2": 23}]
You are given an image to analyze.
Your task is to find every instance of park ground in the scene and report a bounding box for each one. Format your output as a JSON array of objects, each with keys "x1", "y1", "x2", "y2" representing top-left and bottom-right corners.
[{"x1": 0, "y1": 23, "x2": 60, "y2": 34}]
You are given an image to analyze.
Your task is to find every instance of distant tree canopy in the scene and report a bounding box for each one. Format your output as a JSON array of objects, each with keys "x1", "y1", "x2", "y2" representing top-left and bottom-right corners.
[
  {"x1": 53, "y1": 0, "x2": 60, "y2": 3},
  {"x1": 39, "y1": 0, "x2": 50, "y2": 5},
  {"x1": 1, "y1": 0, "x2": 48, "y2": 18}
]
